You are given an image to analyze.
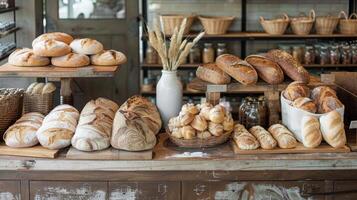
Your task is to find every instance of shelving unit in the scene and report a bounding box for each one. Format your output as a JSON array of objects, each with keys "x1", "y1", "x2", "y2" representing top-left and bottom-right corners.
[{"x1": 0, "y1": 4, "x2": 19, "y2": 62}]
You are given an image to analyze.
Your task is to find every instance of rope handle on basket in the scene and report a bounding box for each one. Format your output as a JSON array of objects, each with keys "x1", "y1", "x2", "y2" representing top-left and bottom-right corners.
[
  {"x1": 282, "y1": 13, "x2": 289, "y2": 21},
  {"x1": 309, "y1": 9, "x2": 316, "y2": 21},
  {"x1": 339, "y1": 11, "x2": 348, "y2": 19},
  {"x1": 259, "y1": 16, "x2": 265, "y2": 22},
  {"x1": 349, "y1": 13, "x2": 357, "y2": 19}
]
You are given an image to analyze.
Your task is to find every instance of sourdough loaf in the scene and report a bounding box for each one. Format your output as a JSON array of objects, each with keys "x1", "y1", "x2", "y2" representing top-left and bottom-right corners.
[
  {"x1": 268, "y1": 124, "x2": 297, "y2": 149},
  {"x1": 33, "y1": 39, "x2": 71, "y2": 57},
  {"x1": 8, "y1": 48, "x2": 50, "y2": 67},
  {"x1": 70, "y1": 38, "x2": 104, "y2": 55},
  {"x1": 51, "y1": 53, "x2": 90, "y2": 67},
  {"x1": 249, "y1": 125, "x2": 277, "y2": 150},
  {"x1": 320, "y1": 110, "x2": 346, "y2": 148},
  {"x1": 195, "y1": 63, "x2": 231, "y2": 84},
  {"x1": 91, "y1": 50, "x2": 127, "y2": 66},
  {"x1": 301, "y1": 116, "x2": 322, "y2": 148},
  {"x1": 245, "y1": 55, "x2": 284, "y2": 84},
  {"x1": 32, "y1": 32, "x2": 73, "y2": 46},
  {"x1": 292, "y1": 97, "x2": 317, "y2": 113},
  {"x1": 233, "y1": 124, "x2": 260, "y2": 150},
  {"x1": 283, "y1": 81, "x2": 310, "y2": 101}
]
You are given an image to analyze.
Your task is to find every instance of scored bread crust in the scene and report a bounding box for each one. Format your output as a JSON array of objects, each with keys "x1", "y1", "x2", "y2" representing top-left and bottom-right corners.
[
  {"x1": 9, "y1": 48, "x2": 50, "y2": 67},
  {"x1": 70, "y1": 38, "x2": 104, "y2": 55},
  {"x1": 91, "y1": 50, "x2": 127, "y2": 66},
  {"x1": 196, "y1": 63, "x2": 231, "y2": 84},
  {"x1": 32, "y1": 32, "x2": 74, "y2": 46},
  {"x1": 245, "y1": 55, "x2": 284, "y2": 84},
  {"x1": 51, "y1": 53, "x2": 90, "y2": 68},
  {"x1": 33, "y1": 39, "x2": 71, "y2": 57}
]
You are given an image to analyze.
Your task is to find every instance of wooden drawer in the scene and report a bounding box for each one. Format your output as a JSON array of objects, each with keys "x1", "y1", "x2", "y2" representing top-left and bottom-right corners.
[
  {"x1": 332, "y1": 181, "x2": 357, "y2": 200},
  {"x1": 109, "y1": 181, "x2": 180, "y2": 200},
  {"x1": 0, "y1": 181, "x2": 20, "y2": 200},
  {"x1": 30, "y1": 181, "x2": 107, "y2": 200}
]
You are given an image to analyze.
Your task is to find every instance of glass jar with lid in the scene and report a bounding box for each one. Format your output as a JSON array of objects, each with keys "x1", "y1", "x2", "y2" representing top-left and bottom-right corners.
[
  {"x1": 202, "y1": 43, "x2": 215, "y2": 63},
  {"x1": 292, "y1": 46, "x2": 303, "y2": 63},
  {"x1": 216, "y1": 43, "x2": 228, "y2": 57},
  {"x1": 189, "y1": 44, "x2": 201, "y2": 64},
  {"x1": 304, "y1": 46, "x2": 315, "y2": 64},
  {"x1": 319, "y1": 46, "x2": 329, "y2": 65},
  {"x1": 341, "y1": 45, "x2": 351, "y2": 64},
  {"x1": 352, "y1": 45, "x2": 357, "y2": 64},
  {"x1": 329, "y1": 45, "x2": 340, "y2": 65},
  {"x1": 246, "y1": 100, "x2": 259, "y2": 129},
  {"x1": 145, "y1": 45, "x2": 158, "y2": 64}
]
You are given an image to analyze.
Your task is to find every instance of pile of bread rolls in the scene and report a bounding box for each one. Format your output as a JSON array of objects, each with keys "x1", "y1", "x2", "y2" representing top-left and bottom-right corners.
[
  {"x1": 168, "y1": 103, "x2": 234, "y2": 140},
  {"x1": 25, "y1": 82, "x2": 56, "y2": 95},
  {"x1": 196, "y1": 49, "x2": 310, "y2": 85},
  {"x1": 8, "y1": 32, "x2": 127, "y2": 68}
]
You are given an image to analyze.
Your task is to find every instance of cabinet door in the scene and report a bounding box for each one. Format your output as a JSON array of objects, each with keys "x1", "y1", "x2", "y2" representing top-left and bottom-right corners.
[
  {"x1": 332, "y1": 181, "x2": 357, "y2": 200},
  {"x1": 30, "y1": 181, "x2": 107, "y2": 200},
  {"x1": 109, "y1": 181, "x2": 180, "y2": 200},
  {"x1": 0, "y1": 181, "x2": 20, "y2": 200}
]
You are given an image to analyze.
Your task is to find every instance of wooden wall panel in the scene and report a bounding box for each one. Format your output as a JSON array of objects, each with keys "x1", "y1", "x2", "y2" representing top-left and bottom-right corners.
[{"x1": 0, "y1": 181, "x2": 20, "y2": 200}]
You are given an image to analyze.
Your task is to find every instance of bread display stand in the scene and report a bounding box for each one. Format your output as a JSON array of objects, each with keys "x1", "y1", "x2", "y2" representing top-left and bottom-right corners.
[
  {"x1": 0, "y1": 144, "x2": 59, "y2": 158},
  {"x1": 0, "y1": 63, "x2": 120, "y2": 105},
  {"x1": 66, "y1": 147, "x2": 153, "y2": 160}
]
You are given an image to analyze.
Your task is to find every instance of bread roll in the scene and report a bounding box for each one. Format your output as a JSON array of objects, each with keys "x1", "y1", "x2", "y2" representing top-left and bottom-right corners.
[
  {"x1": 31, "y1": 83, "x2": 45, "y2": 94},
  {"x1": 233, "y1": 124, "x2": 260, "y2": 150},
  {"x1": 301, "y1": 116, "x2": 322, "y2": 148},
  {"x1": 8, "y1": 48, "x2": 50, "y2": 67},
  {"x1": 181, "y1": 103, "x2": 200, "y2": 115},
  {"x1": 51, "y1": 53, "x2": 90, "y2": 68},
  {"x1": 268, "y1": 124, "x2": 297, "y2": 149},
  {"x1": 171, "y1": 127, "x2": 183, "y2": 139},
  {"x1": 36, "y1": 105, "x2": 79, "y2": 149},
  {"x1": 33, "y1": 39, "x2": 71, "y2": 57},
  {"x1": 199, "y1": 102, "x2": 213, "y2": 120},
  {"x1": 91, "y1": 50, "x2": 127, "y2": 66},
  {"x1": 292, "y1": 97, "x2": 317, "y2": 113},
  {"x1": 3, "y1": 112, "x2": 44, "y2": 147},
  {"x1": 209, "y1": 105, "x2": 225, "y2": 123},
  {"x1": 26, "y1": 82, "x2": 38, "y2": 93},
  {"x1": 223, "y1": 112, "x2": 234, "y2": 132},
  {"x1": 182, "y1": 126, "x2": 196, "y2": 139},
  {"x1": 168, "y1": 112, "x2": 195, "y2": 132},
  {"x1": 111, "y1": 96, "x2": 162, "y2": 151},
  {"x1": 42, "y1": 82, "x2": 56, "y2": 94},
  {"x1": 196, "y1": 63, "x2": 231, "y2": 84},
  {"x1": 70, "y1": 38, "x2": 104, "y2": 55},
  {"x1": 208, "y1": 122, "x2": 224, "y2": 136},
  {"x1": 72, "y1": 98, "x2": 119, "y2": 151},
  {"x1": 190, "y1": 115, "x2": 207, "y2": 131},
  {"x1": 320, "y1": 111, "x2": 346, "y2": 148},
  {"x1": 249, "y1": 126, "x2": 277, "y2": 149},
  {"x1": 283, "y1": 81, "x2": 310, "y2": 101},
  {"x1": 318, "y1": 96, "x2": 343, "y2": 114},
  {"x1": 197, "y1": 131, "x2": 212, "y2": 139},
  {"x1": 245, "y1": 55, "x2": 284, "y2": 84},
  {"x1": 266, "y1": 49, "x2": 310, "y2": 83},
  {"x1": 216, "y1": 54, "x2": 258, "y2": 85},
  {"x1": 32, "y1": 32, "x2": 73, "y2": 46}
]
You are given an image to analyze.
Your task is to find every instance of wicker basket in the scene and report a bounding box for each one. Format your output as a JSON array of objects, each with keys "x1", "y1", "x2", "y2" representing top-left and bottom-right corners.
[
  {"x1": 0, "y1": 88, "x2": 24, "y2": 136},
  {"x1": 167, "y1": 129, "x2": 232, "y2": 148},
  {"x1": 315, "y1": 13, "x2": 340, "y2": 35},
  {"x1": 260, "y1": 13, "x2": 290, "y2": 35},
  {"x1": 160, "y1": 14, "x2": 195, "y2": 35},
  {"x1": 290, "y1": 9, "x2": 315, "y2": 35},
  {"x1": 198, "y1": 16, "x2": 235, "y2": 35},
  {"x1": 339, "y1": 11, "x2": 357, "y2": 35},
  {"x1": 23, "y1": 92, "x2": 54, "y2": 115}
]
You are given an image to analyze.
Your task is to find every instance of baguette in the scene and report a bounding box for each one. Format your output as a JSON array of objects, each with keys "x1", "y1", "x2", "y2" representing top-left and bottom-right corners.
[{"x1": 245, "y1": 55, "x2": 284, "y2": 84}]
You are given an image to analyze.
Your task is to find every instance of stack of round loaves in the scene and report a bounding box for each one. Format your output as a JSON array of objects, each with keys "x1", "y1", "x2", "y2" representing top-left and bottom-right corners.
[
  {"x1": 168, "y1": 103, "x2": 234, "y2": 140},
  {"x1": 8, "y1": 32, "x2": 127, "y2": 67}
]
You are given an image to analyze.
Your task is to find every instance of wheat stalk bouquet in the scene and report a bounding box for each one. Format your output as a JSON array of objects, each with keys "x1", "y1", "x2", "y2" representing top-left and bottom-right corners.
[{"x1": 147, "y1": 18, "x2": 205, "y2": 71}]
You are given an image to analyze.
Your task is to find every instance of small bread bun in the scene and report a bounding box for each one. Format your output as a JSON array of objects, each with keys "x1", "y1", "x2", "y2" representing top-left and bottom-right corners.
[
  {"x1": 197, "y1": 131, "x2": 212, "y2": 139},
  {"x1": 42, "y1": 82, "x2": 56, "y2": 94},
  {"x1": 182, "y1": 126, "x2": 196, "y2": 139},
  {"x1": 182, "y1": 103, "x2": 200, "y2": 115},
  {"x1": 70, "y1": 38, "x2": 104, "y2": 55},
  {"x1": 9, "y1": 48, "x2": 50, "y2": 67},
  {"x1": 292, "y1": 97, "x2": 317, "y2": 113},
  {"x1": 32, "y1": 32, "x2": 73, "y2": 46},
  {"x1": 208, "y1": 122, "x2": 224, "y2": 136},
  {"x1": 91, "y1": 50, "x2": 127, "y2": 66},
  {"x1": 190, "y1": 115, "x2": 207, "y2": 131},
  {"x1": 26, "y1": 82, "x2": 38, "y2": 93},
  {"x1": 31, "y1": 83, "x2": 45, "y2": 94},
  {"x1": 33, "y1": 39, "x2": 71, "y2": 57},
  {"x1": 51, "y1": 53, "x2": 90, "y2": 68},
  {"x1": 209, "y1": 105, "x2": 225, "y2": 123}
]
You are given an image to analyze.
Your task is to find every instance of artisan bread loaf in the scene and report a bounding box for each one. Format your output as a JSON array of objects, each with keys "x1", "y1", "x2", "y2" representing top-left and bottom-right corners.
[
  {"x1": 196, "y1": 63, "x2": 231, "y2": 84},
  {"x1": 33, "y1": 39, "x2": 71, "y2": 57},
  {"x1": 318, "y1": 96, "x2": 344, "y2": 114},
  {"x1": 32, "y1": 32, "x2": 73, "y2": 46},
  {"x1": 26, "y1": 82, "x2": 56, "y2": 94},
  {"x1": 216, "y1": 54, "x2": 258, "y2": 85},
  {"x1": 51, "y1": 53, "x2": 90, "y2": 67},
  {"x1": 111, "y1": 96, "x2": 162, "y2": 151},
  {"x1": 301, "y1": 116, "x2": 322, "y2": 148},
  {"x1": 266, "y1": 49, "x2": 310, "y2": 83},
  {"x1": 311, "y1": 86, "x2": 337, "y2": 104},
  {"x1": 320, "y1": 110, "x2": 346, "y2": 148},
  {"x1": 3, "y1": 112, "x2": 44, "y2": 147},
  {"x1": 268, "y1": 124, "x2": 297, "y2": 149},
  {"x1": 91, "y1": 50, "x2": 127, "y2": 66},
  {"x1": 283, "y1": 81, "x2": 310, "y2": 101},
  {"x1": 249, "y1": 125, "x2": 277, "y2": 149},
  {"x1": 233, "y1": 124, "x2": 260, "y2": 150},
  {"x1": 70, "y1": 38, "x2": 104, "y2": 55},
  {"x1": 42, "y1": 82, "x2": 56, "y2": 94},
  {"x1": 8, "y1": 48, "x2": 50, "y2": 67},
  {"x1": 36, "y1": 104, "x2": 79, "y2": 149},
  {"x1": 245, "y1": 55, "x2": 284, "y2": 84},
  {"x1": 72, "y1": 98, "x2": 119, "y2": 151},
  {"x1": 209, "y1": 105, "x2": 226, "y2": 124},
  {"x1": 292, "y1": 97, "x2": 317, "y2": 113}
]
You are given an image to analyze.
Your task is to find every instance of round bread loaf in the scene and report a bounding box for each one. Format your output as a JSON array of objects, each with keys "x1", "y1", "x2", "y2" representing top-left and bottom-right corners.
[
  {"x1": 91, "y1": 50, "x2": 127, "y2": 66},
  {"x1": 283, "y1": 81, "x2": 310, "y2": 101},
  {"x1": 51, "y1": 53, "x2": 90, "y2": 68},
  {"x1": 33, "y1": 39, "x2": 71, "y2": 57},
  {"x1": 32, "y1": 32, "x2": 74, "y2": 46},
  {"x1": 292, "y1": 97, "x2": 317, "y2": 113},
  {"x1": 318, "y1": 96, "x2": 343, "y2": 113},
  {"x1": 8, "y1": 48, "x2": 50, "y2": 67},
  {"x1": 70, "y1": 38, "x2": 104, "y2": 55},
  {"x1": 195, "y1": 63, "x2": 231, "y2": 84},
  {"x1": 311, "y1": 86, "x2": 337, "y2": 104}
]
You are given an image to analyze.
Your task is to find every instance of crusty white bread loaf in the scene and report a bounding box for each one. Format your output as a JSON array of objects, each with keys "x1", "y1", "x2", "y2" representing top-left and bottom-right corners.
[
  {"x1": 26, "y1": 82, "x2": 56, "y2": 94},
  {"x1": 245, "y1": 55, "x2": 284, "y2": 84},
  {"x1": 249, "y1": 125, "x2": 277, "y2": 149},
  {"x1": 268, "y1": 124, "x2": 297, "y2": 149},
  {"x1": 32, "y1": 32, "x2": 73, "y2": 46},
  {"x1": 70, "y1": 38, "x2": 104, "y2": 55},
  {"x1": 33, "y1": 39, "x2": 71, "y2": 57},
  {"x1": 71, "y1": 98, "x2": 119, "y2": 151},
  {"x1": 195, "y1": 63, "x2": 231, "y2": 84},
  {"x1": 283, "y1": 81, "x2": 310, "y2": 101},
  {"x1": 36, "y1": 104, "x2": 79, "y2": 149},
  {"x1": 292, "y1": 97, "x2": 317, "y2": 113},
  {"x1": 301, "y1": 116, "x2": 322, "y2": 148},
  {"x1": 320, "y1": 110, "x2": 346, "y2": 148},
  {"x1": 233, "y1": 124, "x2": 260, "y2": 150},
  {"x1": 3, "y1": 112, "x2": 44, "y2": 147},
  {"x1": 111, "y1": 96, "x2": 162, "y2": 151},
  {"x1": 91, "y1": 50, "x2": 127, "y2": 66},
  {"x1": 51, "y1": 53, "x2": 90, "y2": 68},
  {"x1": 31, "y1": 83, "x2": 45, "y2": 94},
  {"x1": 8, "y1": 48, "x2": 50, "y2": 67}
]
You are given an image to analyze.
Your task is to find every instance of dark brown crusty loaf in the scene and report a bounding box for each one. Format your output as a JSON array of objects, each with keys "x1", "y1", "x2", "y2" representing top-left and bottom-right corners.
[
  {"x1": 216, "y1": 54, "x2": 258, "y2": 85},
  {"x1": 266, "y1": 49, "x2": 310, "y2": 83},
  {"x1": 245, "y1": 55, "x2": 284, "y2": 84},
  {"x1": 196, "y1": 63, "x2": 231, "y2": 84}
]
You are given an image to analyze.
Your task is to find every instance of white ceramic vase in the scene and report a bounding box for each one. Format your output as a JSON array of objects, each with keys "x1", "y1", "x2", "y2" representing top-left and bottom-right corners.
[{"x1": 156, "y1": 70, "x2": 183, "y2": 127}]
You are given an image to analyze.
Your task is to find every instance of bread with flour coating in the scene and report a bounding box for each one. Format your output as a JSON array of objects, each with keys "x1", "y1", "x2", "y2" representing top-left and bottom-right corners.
[
  {"x1": 320, "y1": 110, "x2": 346, "y2": 148},
  {"x1": 196, "y1": 63, "x2": 231, "y2": 84},
  {"x1": 91, "y1": 50, "x2": 127, "y2": 66},
  {"x1": 249, "y1": 125, "x2": 277, "y2": 149},
  {"x1": 9, "y1": 48, "x2": 50, "y2": 67},
  {"x1": 70, "y1": 38, "x2": 104, "y2": 55},
  {"x1": 33, "y1": 39, "x2": 71, "y2": 57},
  {"x1": 301, "y1": 116, "x2": 322, "y2": 148},
  {"x1": 32, "y1": 32, "x2": 73, "y2": 46},
  {"x1": 268, "y1": 124, "x2": 297, "y2": 149},
  {"x1": 233, "y1": 124, "x2": 260, "y2": 150},
  {"x1": 51, "y1": 53, "x2": 90, "y2": 67}
]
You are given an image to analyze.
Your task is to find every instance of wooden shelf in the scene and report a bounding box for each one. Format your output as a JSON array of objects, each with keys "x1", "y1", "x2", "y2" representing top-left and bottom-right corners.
[
  {"x1": 0, "y1": 7, "x2": 18, "y2": 14},
  {"x1": 141, "y1": 88, "x2": 205, "y2": 95},
  {"x1": 0, "y1": 27, "x2": 19, "y2": 38},
  {"x1": 141, "y1": 63, "x2": 199, "y2": 69}
]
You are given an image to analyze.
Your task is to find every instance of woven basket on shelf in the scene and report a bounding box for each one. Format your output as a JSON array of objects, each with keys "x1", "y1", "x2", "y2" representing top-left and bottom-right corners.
[
  {"x1": 315, "y1": 13, "x2": 340, "y2": 35},
  {"x1": 167, "y1": 128, "x2": 232, "y2": 148},
  {"x1": 339, "y1": 11, "x2": 357, "y2": 35},
  {"x1": 23, "y1": 92, "x2": 54, "y2": 115},
  {"x1": 290, "y1": 9, "x2": 315, "y2": 35},
  {"x1": 0, "y1": 88, "x2": 24, "y2": 136},
  {"x1": 259, "y1": 13, "x2": 290, "y2": 35},
  {"x1": 198, "y1": 16, "x2": 235, "y2": 35},
  {"x1": 160, "y1": 14, "x2": 195, "y2": 35}
]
